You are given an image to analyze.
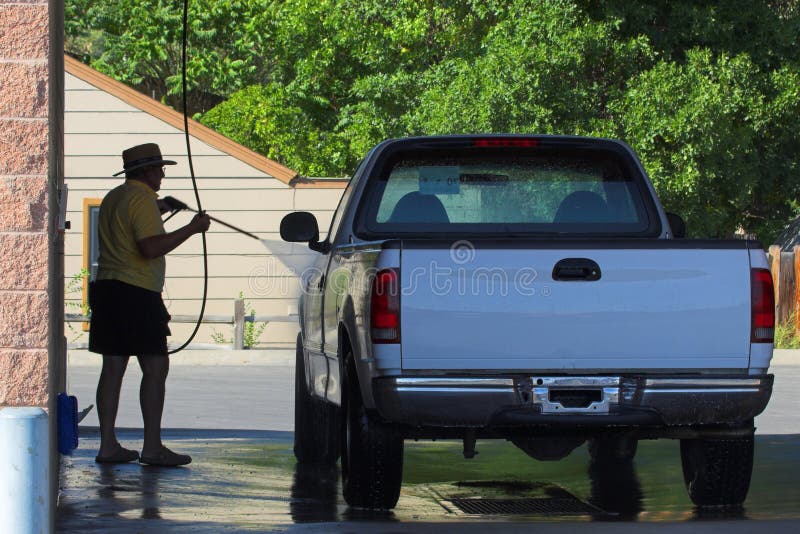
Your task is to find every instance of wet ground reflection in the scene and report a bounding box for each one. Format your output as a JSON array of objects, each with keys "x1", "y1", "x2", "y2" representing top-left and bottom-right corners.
[
  {"x1": 96, "y1": 463, "x2": 165, "y2": 520},
  {"x1": 57, "y1": 430, "x2": 800, "y2": 532},
  {"x1": 289, "y1": 462, "x2": 339, "y2": 522},
  {"x1": 587, "y1": 455, "x2": 643, "y2": 519}
]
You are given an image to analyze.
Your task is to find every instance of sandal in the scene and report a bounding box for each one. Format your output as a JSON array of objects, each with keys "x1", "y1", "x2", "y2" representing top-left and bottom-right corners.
[
  {"x1": 95, "y1": 444, "x2": 140, "y2": 464},
  {"x1": 139, "y1": 446, "x2": 192, "y2": 467}
]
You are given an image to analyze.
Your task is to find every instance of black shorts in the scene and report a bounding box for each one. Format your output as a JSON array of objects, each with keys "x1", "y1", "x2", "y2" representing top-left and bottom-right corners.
[{"x1": 88, "y1": 279, "x2": 171, "y2": 356}]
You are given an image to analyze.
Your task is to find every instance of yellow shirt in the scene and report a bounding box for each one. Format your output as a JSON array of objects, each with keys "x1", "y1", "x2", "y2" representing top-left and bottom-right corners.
[{"x1": 96, "y1": 180, "x2": 166, "y2": 292}]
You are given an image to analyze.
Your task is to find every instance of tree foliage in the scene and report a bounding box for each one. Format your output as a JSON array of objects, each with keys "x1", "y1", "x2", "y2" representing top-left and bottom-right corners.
[
  {"x1": 66, "y1": 0, "x2": 800, "y2": 242},
  {"x1": 66, "y1": 0, "x2": 276, "y2": 113}
]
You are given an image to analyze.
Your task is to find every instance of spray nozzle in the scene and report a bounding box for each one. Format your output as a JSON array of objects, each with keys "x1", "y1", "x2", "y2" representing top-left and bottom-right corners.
[{"x1": 162, "y1": 196, "x2": 189, "y2": 212}]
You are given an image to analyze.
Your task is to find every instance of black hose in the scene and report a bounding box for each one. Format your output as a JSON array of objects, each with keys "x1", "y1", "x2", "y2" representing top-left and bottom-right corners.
[
  {"x1": 162, "y1": 210, "x2": 180, "y2": 223},
  {"x1": 169, "y1": 0, "x2": 208, "y2": 354}
]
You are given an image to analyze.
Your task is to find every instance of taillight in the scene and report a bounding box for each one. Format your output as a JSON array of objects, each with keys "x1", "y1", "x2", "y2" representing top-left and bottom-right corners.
[
  {"x1": 371, "y1": 268, "x2": 400, "y2": 344},
  {"x1": 751, "y1": 268, "x2": 775, "y2": 343},
  {"x1": 473, "y1": 138, "x2": 539, "y2": 148}
]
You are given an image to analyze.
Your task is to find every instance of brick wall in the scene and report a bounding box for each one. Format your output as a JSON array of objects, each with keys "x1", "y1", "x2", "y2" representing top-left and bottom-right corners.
[{"x1": 0, "y1": 0, "x2": 52, "y2": 407}]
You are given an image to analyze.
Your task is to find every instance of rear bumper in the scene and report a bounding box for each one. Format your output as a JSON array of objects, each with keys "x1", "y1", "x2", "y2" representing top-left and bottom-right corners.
[{"x1": 372, "y1": 375, "x2": 773, "y2": 430}]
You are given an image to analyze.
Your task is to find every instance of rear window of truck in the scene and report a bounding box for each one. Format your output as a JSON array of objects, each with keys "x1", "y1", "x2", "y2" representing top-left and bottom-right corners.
[{"x1": 358, "y1": 143, "x2": 660, "y2": 237}]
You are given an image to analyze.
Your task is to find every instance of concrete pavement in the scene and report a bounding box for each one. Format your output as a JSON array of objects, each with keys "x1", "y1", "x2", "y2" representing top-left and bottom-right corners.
[
  {"x1": 56, "y1": 429, "x2": 800, "y2": 532},
  {"x1": 57, "y1": 349, "x2": 800, "y2": 532},
  {"x1": 67, "y1": 349, "x2": 295, "y2": 431}
]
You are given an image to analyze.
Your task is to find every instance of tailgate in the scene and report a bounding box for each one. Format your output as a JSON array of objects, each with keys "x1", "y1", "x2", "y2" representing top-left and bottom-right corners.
[{"x1": 400, "y1": 243, "x2": 751, "y2": 371}]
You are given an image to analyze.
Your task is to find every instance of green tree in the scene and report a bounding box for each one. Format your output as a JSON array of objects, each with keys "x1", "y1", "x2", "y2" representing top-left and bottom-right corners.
[
  {"x1": 613, "y1": 50, "x2": 800, "y2": 241},
  {"x1": 200, "y1": 0, "x2": 506, "y2": 174},
  {"x1": 578, "y1": 0, "x2": 800, "y2": 70},
  {"x1": 66, "y1": 0, "x2": 800, "y2": 242},
  {"x1": 404, "y1": 1, "x2": 654, "y2": 136},
  {"x1": 201, "y1": 83, "x2": 353, "y2": 176},
  {"x1": 66, "y1": 0, "x2": 276, "y2": 114}
]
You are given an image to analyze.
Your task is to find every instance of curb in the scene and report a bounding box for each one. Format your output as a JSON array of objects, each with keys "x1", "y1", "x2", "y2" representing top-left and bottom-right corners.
[{"x1": 771, "y1": 349, "x2": 798, "y2": 365}]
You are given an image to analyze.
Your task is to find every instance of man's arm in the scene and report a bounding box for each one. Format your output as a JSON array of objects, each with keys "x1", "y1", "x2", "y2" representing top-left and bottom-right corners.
[{"x1": 137, "y1": 213, "x2": 211, "y2": 259}]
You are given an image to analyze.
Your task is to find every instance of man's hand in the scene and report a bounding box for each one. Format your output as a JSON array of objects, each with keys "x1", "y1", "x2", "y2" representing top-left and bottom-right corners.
[
  {"x1": 191, "y1": 213, "x2": 211, "y2": 234},
  {"x1": 138, "y1": 213, "x2": 211, "y2": 258},
  {"x1": 161, "y1": 196, "x2": 189, "y2": 212}
]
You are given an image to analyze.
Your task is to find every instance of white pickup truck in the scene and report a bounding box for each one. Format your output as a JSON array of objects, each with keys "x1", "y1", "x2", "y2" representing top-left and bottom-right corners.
[{"x1": 280, "y1": 135, "x2": 774, "y2": 510}]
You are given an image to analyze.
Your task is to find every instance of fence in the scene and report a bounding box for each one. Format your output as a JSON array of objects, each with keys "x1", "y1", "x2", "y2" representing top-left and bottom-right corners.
[
  {"x1": 768, "y1": 245, "x2": 800, "y2": 332},
  {"x1": 65, "y1": 298, "x2": 298, "y2": 350}
]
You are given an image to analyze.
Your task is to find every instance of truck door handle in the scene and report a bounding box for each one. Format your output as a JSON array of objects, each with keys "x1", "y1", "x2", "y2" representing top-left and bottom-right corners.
[{"x1": 552, "y1": 258, "x2": 601, "y2": 281}]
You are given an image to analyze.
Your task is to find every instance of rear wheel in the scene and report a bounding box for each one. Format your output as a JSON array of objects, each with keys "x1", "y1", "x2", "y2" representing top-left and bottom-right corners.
[
  {"x1": 680, "y1": 435, "x2": 754, "y2": 507},
  {"x1": 293, "y1": 334, "x2": 340, "y2": 464},
  {"x1": 341, "y1": 354, "x2": 403, "y2": 509}
]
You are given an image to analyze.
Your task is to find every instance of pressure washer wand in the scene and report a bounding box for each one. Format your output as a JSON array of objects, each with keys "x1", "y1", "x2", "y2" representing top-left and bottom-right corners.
[
  {"x1": 182, "y1": 206, "x2": 260, "y2": 240},
  {"x1": 161, "y1": 198, "x2": 259, "y2": 240}
]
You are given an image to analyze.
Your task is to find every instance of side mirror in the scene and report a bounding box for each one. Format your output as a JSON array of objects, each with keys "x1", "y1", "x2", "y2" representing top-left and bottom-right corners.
[
  {"x1": 280, "y1": 212, "x2": 329, "y2": 253},
  {"x1": 280, "y1": 212, "x2": 319, "y2": 242},
  {"x1": 666, "y1": 212, "x2": 687, "y2": 239}
]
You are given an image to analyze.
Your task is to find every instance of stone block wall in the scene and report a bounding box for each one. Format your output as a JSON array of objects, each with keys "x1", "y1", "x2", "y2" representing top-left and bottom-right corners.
[{"x1": 0, "y1": 0, "x2": 52, "y2": 408}]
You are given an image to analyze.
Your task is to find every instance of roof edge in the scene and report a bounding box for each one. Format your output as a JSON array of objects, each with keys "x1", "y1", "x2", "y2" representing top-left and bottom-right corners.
[
  {"x1": 65, "y1": 55, "x2": 336, "y2": 188},
  {"x1": 290, "y1": 176, "x2": 350, "y2": 188}
]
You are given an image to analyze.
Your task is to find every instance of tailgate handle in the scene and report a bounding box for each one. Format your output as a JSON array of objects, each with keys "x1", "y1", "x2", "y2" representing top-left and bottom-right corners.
[{"x1": 552, "y1": 258, "x2": 601, "y2": 281}]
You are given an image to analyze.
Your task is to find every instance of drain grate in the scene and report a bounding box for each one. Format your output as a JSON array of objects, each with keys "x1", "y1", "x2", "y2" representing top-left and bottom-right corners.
[{"x1": 450, "y1": 497, "x2": 598, "y2": 516}]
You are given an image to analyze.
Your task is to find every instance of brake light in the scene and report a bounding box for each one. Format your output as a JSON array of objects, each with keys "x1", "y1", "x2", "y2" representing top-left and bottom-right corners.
[
  {"x1": 371, "y1": 268, "x2": 400, "y2": 344},
  {"x1": 751, "y1": 268, "x2": 775, "y2": 343},
  {"x1": 473, "y1": 138, "x2": 539, "y2": 148}
]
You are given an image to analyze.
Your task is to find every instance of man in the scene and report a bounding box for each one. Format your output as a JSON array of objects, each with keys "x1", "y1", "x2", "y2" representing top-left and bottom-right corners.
[{"x1": 89, "y1": 143, "x2": 210, "y2": 466}]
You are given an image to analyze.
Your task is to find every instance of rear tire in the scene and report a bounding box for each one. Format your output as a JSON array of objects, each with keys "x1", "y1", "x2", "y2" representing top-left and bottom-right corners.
[
  {"x1": 293, "y1": 334, "x2": 340, "y2": 464},
  {"x1": 341, "y1": 355, "x2": 403, "y2": 509},
  {"x1": 680, "y1": 436, "x2": 754, "y2": 507}
]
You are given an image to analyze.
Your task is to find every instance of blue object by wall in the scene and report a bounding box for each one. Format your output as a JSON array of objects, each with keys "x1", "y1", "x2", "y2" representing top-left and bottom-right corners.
[{"x1": 57, "y1": 392, "x2": 79, "y2": 455}]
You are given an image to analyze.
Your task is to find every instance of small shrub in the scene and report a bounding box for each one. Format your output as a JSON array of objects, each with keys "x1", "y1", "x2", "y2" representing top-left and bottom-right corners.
[
  {"x1": 774, "y1": 315, "x2": 800, "y2": 349},
  {"x1": 65, "y1": 269, "x2": 90, "y2": 341},
  {"x1": 211, "y1": 292, "x2": 267, "y2": 349}
]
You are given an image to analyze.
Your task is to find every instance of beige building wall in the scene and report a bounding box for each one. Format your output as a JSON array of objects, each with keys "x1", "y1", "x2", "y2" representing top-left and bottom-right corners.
[{"x1": 63, "y1": 57, "x2": 346, "y2": 349}]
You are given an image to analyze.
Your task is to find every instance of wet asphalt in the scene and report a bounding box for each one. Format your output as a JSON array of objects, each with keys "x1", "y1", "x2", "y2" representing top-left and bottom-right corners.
[{"x1": 56, "y1": 350, "x2": 800, "y2": 532}]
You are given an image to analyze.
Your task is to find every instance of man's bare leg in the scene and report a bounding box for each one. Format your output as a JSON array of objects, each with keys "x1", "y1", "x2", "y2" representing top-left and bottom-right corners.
[
  {"x1": 137, "y1": 355, "x2": 191, "y2": 465},
  {"x1": 96, "y1": 355, "x2": 130, "y2": 457},
  {"x1": 138, "y1": 355, "x2": 168, "y2": 456}
]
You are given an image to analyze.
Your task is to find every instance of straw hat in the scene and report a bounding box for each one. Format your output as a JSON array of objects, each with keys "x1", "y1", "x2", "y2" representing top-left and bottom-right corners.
[{"x1": 113, "y1": 143, "x2": 177, "y2": 176}]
